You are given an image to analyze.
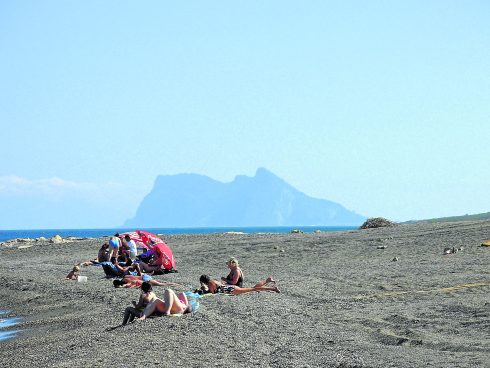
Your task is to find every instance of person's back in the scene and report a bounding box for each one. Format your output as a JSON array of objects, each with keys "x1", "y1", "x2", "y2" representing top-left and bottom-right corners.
[
  {"x1": 97, "y1": 243, "x2": 110, "y2": 262},
  {"x1": 109, "y1": 235, "x2": 121, "y2": 260}
]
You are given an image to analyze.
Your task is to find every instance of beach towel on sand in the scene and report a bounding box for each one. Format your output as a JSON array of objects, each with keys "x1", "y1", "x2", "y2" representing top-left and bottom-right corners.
[{"x1": 182, "y1": 291, "x2": 202, "y2": 313}]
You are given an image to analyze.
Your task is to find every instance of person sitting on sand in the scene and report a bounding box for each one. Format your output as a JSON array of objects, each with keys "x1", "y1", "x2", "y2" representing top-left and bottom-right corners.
[
  {"x1": 138, "y1": 256, "x2": 164, "y2": 274},
  {"x1": 66, "y1": 265, "x2": 80, "y2": 280},
  {"x1": 221, "y1": 257, "x2": 244, "y2": 287},
  {"x1": 199, "y1": 275, "x2": 279, "y2": 295},
  {"x1": 113, "y1": 275, "x2": 180, "y2": 289},
  {"x1": 138, "y1": 289, "x2": 198, "y2": 320},
  {"x1": 79, "y1": 243, "x2": 111, "y2": 267},
  {"x1": 123, "y1": 234, "x2": 138, "y2": 261},
  {"x1": 121, "y1": 282, "x2": 157, "y2": 325}
]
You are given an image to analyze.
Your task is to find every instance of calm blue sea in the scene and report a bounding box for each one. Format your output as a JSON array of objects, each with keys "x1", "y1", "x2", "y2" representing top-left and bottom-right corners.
[{"x1": 0, "y1": 226, "x2": 356, "y2": 243}]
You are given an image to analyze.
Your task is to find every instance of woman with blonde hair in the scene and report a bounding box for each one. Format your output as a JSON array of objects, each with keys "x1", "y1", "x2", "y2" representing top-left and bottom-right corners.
[
  {"x1": 221, "y1": 257, "x2": 244, "y2": 287},
  {"x1": 200, "y1": 274, "x2": 278, "y2": 295}
]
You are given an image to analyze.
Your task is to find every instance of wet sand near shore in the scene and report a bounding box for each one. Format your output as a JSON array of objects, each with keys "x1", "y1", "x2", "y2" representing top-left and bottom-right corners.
[{"x1": 0, "y1": 221, "x2": 489, "y2": 367}]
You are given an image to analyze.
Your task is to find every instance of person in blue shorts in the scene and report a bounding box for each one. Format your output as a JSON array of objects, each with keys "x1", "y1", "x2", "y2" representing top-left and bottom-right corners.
[{"x1": 109, "y1": 234, "x2": 122, "y2": 260}]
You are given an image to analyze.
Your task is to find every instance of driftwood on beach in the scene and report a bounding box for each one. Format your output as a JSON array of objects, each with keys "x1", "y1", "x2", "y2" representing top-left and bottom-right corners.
[{"x1": 0, "y1": 220, "x2": 489, "y2": 367}]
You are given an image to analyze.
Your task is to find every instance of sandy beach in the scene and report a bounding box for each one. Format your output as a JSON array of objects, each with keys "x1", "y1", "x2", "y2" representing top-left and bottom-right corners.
[{"x1": 0, "y1": 220, "x2": 489, "y2": 367}]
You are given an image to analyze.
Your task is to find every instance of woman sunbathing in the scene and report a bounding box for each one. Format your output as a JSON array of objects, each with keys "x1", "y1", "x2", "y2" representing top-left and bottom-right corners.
[
  {"x1": 121, "y1": 282, "x2": 157, "y2": 325},
  {"x1": 113, "y1": 275, "x2": 180, "y2": 288},
  {"x1": 199, "y1": 275, "x2": 279, "y2": 295},
  {"x1": 138, "y1": 289, "x2": 198, "y2": 319},
  {"x1": 220, "y1": 257, "x2": 243, "y2": 287}
]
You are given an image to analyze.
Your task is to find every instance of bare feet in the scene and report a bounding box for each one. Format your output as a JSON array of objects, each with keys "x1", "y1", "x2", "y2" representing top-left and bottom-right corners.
[{"x1": 266, "y1": 276, "x2": 276, "y2": 285}]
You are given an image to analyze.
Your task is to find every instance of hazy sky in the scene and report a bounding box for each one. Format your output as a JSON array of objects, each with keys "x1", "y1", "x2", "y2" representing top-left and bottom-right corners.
[{"x1": 1, "y1": 1, "x2": 489, "y2": 229}]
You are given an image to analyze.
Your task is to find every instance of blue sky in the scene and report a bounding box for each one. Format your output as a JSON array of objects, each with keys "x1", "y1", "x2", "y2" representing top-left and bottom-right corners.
[{"x1": 1, "y1": 1, "x2": 489, "y2": 229}]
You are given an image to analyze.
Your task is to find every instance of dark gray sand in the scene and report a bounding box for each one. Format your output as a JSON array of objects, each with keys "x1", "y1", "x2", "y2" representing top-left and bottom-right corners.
[{"x1": 1, "y1": 221, "x2": 489, "y2": 367}]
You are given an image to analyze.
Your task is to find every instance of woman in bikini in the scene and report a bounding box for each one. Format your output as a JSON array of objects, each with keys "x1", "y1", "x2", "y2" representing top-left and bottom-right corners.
[
  {"x1": 199, "y1": 274, "x2": 279, "y2": 295},
  {"x1": 137, "y1": 289, "x2": 198, "y2": 319},
  {"x1": 113, "y1": 275, "x2": 180, "y2": 288},
  {"x1": 220, "y1": 257, "x2": 244, "y2": 287}
]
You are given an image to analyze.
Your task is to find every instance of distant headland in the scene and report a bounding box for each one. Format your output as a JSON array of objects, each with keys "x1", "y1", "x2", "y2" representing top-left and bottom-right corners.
[{"x1": 124, "y1": 168, "x2": 366, "y2": 228}]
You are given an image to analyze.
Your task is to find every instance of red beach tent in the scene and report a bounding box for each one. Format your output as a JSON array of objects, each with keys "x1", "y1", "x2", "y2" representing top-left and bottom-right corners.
[{"x1": 118, "y1": 230, "x2": 176, "y2": 270}]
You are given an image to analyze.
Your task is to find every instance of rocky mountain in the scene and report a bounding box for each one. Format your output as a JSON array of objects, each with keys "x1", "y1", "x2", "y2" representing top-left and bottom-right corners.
[{"x1": 124, "y1": 168, "x2": 365, "y2": 227}]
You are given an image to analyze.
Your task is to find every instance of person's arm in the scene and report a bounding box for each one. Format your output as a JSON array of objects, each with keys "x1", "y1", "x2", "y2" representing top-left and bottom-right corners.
[
  {"x1": 134, "y1": 293, "x2": 145, "y2": 307},
  {"x1": 115, "y1": 264, "x2": 128, "y2": 273}
]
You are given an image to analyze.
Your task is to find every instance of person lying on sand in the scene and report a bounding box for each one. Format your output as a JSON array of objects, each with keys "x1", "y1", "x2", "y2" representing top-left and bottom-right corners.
[
  {"x1": 220, "y1": 257, "x2": 244, "y2": 287},
  {"x1": 137, "y1": 257, "x2": 164, "y2": 274},
  {"x1": 199, "y1": 275, "x2": 279, "y2": 295},
  {"x1": 137, "y1": 289, "x2": 198, "y2": 320},
  {"x1": 102, "y1": 258, "x2": 142, "y2": 278},
  {"x1": 113, "y1": 275, "x2": 181, "y2": 288},
  {"x1": 65, "y1": 265, "x2": 80, "y2": 280},
  {"x1": 121, "y1": 282, "x2": 157, "y2": 325},
  {"x1": 79, "y1": 243, "x2": 111, "y2": 267}
]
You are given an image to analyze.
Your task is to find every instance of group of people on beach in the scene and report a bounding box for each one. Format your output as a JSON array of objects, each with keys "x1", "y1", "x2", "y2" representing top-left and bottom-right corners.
[
  {"x1": 121, "y1": 257, "x2": 279, "y2": 325},
  {"x1": 66, "y1": 234, "x2": 170, "y2": 280},
  {"x1": 67, "y1": 234, "x2": 280, "y2": 325}
]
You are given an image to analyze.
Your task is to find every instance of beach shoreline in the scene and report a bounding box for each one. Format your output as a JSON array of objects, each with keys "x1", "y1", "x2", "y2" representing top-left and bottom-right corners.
[{"x1": 1, "y1": 221, "x2": 489, "y2": 367}]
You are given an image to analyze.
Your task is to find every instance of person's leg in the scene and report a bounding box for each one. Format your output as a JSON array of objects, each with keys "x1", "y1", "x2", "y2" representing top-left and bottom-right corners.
[
  {"x1": 131, "y1": 263, "x2": 142, "y2": 276},
  {"x1": 162, "y1": 289, "x2": 187, "y2": 315},
  {"x1": 127, "y1": 308, "x2": 141, "y2": 323},
  {"x1": 149, "y1": 279, "x2": 181, "y2": 287},
  {"x1": 231, "y1": 285, "x2": 280, "y2": 295},
  {"x1": 253, "y1": 276, "x2": 276, "y2": 288},
  {"x1": 123, "y1": 307, "x2": 140, "y2": 325},
  {"x1": 139, "y1": 298, "x2": 165, "y2": 320},
  {"x1": 79, "y1": 260, "x2": 95, "y2": 267},
  {"x1": 140, "y1": 262, "x2": 159, "y2": 273}
]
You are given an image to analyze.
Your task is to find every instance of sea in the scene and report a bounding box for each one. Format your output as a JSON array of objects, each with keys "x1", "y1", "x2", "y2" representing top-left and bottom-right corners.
[{"x1": 0, "y1": 226, "x2": 357, "y2": 243}]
